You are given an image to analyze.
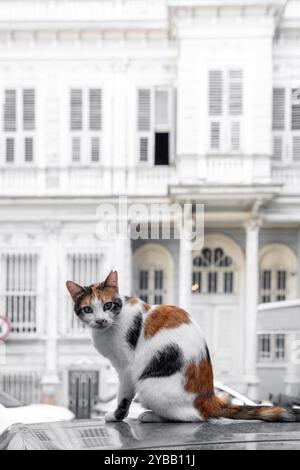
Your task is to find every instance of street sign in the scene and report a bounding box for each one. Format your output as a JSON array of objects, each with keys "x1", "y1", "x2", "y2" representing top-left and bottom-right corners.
[{"x1": 0, "y1": 316, "x2": 12, "y2": 341}]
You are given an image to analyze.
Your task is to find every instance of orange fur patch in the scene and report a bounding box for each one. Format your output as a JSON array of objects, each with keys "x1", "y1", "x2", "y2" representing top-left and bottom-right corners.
[
  {"x1": 185, "y1": 359, "x2": 216, "y2": 420},
  {"x1": 185, "y1": 359, "x2": 214, "y2": 395},
  {"x1": 185, "y1": 360, "x2": 291, "y2": 422},
  {"x1": 79, "y1": 285, "x2": 117, "y2": 308},
  {"x1": 144, "y1": 306, "x2": 191, "y2": 339},
  {"x1": 129, "y1": 297, "x2": 138, "y2": 305}
]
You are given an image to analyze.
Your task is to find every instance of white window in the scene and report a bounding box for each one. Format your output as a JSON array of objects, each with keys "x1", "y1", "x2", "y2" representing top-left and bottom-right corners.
[
  {"x1": 260, "y1": 269, "x2": 287, "y2": 303},
  {"x1": 208, "y1": 70, "x2": 243, "y2": 153},
  {"x1": 258, "y1": 334, "x2": 286, "y2": 363},
  {"x1": 272, "y1": 86, "x2": 300, "y2": 162},
  {"x1": 137, "y1": 87, "x2": 174, "y2": 165},
  {"x1": 259, "y1": 244, "x2": 298, "y2": 304},
  {"x1": 192, "y1": 247, "x2": 236, "y2": 295},
  {"x1": 0, "y1": 254, "x2": 38, "y2": 335},
  {"x1": 70, "y1": 88, "x2": 102, "y2": 164},
  {"x1": 138, "y1": 269, "x2": 165, "y2": 304},
  {"x1": 2, "y1": 88, "x2": 35, "y2": 165}
]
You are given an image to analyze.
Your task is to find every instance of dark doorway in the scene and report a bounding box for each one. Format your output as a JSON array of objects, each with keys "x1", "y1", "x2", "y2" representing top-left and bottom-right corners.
[
  {"x1": 68, "y1": 370, "x2": 99, "y2": 419},
  {"x1": 155, "y1": 132, "x2": 169, "y2": 165}
]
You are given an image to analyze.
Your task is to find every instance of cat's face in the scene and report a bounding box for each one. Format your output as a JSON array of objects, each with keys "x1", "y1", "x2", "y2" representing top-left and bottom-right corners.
[{"x1": 66, "y1": 271, "x2": 122, "y2": 332}]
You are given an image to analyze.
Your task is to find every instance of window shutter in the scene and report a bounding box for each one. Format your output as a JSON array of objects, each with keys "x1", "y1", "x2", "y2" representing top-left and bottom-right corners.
[
  {"x1": 91, "y1": 136, "x2": 100, "y2": 162},
  {"x1": 138, "y1": 89, "x2": 151, "y2": 131},
  {"x1": 293, "y1": 136, "x2": 300, "y2": 161},
  {"x1": 25, "y1": 137, "x2": 34, "y2": 162},
  {"x1": 72, "y1": 137, "x2": 81, "y2": 163},
  {"x1": 6, "y1": 138, "x2": 15, "y2": 163},
  {"x1": 273, "y1": 136, "x2": 283, "y2": 161},
  {"x1": 70, "y1": 89, "x2": 83, "y2": 131},
  {"x1": 155, "y1": 90, "x2": 169, "y2": 127},
  {"x1": 4, "y1": 90, "x2": 17, "y2": 132},
  {"x1": 89, "y1": 89, "x2": 102, "y2": 131},
  {"x1": 210, "y1": 122, "x2": 220, "y2": 149},
  {"x1": 139, "y1": 137, "x2": 149, "y2": 162},
  {"x1": 209, "y1": 71, "x2": 223, "y2": 116},
  {"x1": 137, "y1": 89, "x2": 151, "y2": 162},
  {"x1": 292, "y1": 89, "x2": 300, "y2": 131},
  {"x1": 229, "y1": 70, "x2": 243, "y2": 116},
  {"x1": 23, "y1": 89, "x2": 35, "y2": 130},
  {"x1": 273, "y1": 88, "x2": 285, "y2": 130}
]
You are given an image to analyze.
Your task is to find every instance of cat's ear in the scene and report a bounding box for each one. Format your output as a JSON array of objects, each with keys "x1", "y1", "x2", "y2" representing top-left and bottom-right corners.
[
  {"x1": 103, "y1": 271, "x2": 119, "y2": 291},
  {"x1": 66, "y1": 281, "x2": 85, "y2": 301}
]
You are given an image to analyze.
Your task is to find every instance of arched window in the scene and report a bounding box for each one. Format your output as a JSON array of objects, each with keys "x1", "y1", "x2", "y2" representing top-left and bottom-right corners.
[
  {"x1": 259, "y1": 244, "x2": 297, "y2": 304},
  {"x1": 133, "y1": 244, "x2": 174, "y2": 305},
  {"x1": 192, "y1": 247, "x2": 236, "y2": 295}
]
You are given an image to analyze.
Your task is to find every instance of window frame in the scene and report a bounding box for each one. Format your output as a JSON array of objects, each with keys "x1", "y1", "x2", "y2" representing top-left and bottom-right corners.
[
  {"x1": 257, "y1": 333, "x2": 287, "y2": 364},
  {"x1": 208, "y1": 68, "x2": 244, "y2": 154},
  {"x1": 136, "y1": 86, "x2": 175, "y2": 167},
  {"x1": 260, "y1": 268, "x2": 288, "y2": 304},
  {"x1": 69, "y1": 87, "x2": 103, "y2": 166},
  {"x1": 0, "y1": 251, "x2": 40, "y2": 338},
  {"x1": 272, "y1": 83, "x2": 300, "y2": 163},
  {"x1": 1, "y1": 87, "x2": 36, "y2": 167},
  {"x1": 192, "y1": 247, "x2": 237, "y2": 296}
]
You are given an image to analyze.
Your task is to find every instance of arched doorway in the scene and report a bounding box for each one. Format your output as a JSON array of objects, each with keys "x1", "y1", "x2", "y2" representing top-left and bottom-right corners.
[
  {"x1": 133, "y1": 244, "x2": 174, "y2": 305},
  {"x1": 191, "y1": 233, "x2": 244, "y2": 386},
  {"x1": 259, "y1": 244, "x2": 297, "y2": 304}
]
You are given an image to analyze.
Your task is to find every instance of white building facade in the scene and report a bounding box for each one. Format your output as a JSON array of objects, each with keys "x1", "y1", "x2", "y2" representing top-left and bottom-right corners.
[{"x1": 0, "y1": 0, "x2": 300, "y2": 417}]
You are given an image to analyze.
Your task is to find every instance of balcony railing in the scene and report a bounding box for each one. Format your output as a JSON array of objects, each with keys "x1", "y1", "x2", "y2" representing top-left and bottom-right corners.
[
  {"x1": 272, "y1": 163, "x2": 300, "y2": 192},
  {"x1": 0, "y1": 166, "x2": 178, "y2": 197},
  {"x1": 1, "y1": 161, "x2": 300, "y2": 197}
]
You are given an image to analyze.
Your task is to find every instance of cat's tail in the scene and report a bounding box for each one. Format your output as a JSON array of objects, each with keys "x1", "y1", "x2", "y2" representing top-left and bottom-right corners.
[{"x1": 204, "y1": 396, "x2": 300, "y2": 422}]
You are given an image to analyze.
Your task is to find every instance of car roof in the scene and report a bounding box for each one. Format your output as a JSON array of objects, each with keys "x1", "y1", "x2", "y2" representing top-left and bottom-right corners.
[{"x1": 1, "y1": 419, "x2": 300, "y2": 450}]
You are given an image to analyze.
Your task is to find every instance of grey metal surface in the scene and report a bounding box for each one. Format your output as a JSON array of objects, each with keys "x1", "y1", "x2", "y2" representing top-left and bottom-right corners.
[{"x1": 1, "y1": 419, "x2": 300, "y2": 450}]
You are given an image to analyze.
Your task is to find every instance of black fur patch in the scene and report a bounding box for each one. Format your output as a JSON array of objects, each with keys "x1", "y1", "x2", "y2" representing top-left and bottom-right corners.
[
  {"x1": 126, "y1": 313, "x2": 143, "y2": 350},
  {"x1": 205, "y1": 345, "x2": 212, "y2": 363},
  {"x1": 74, "y1": 286, "x2": 92, "y2": 315},
  {"x1": 112, "y1": 297, "x2": 123, "y2": 315},
  {"x1": 139, "y1": 344, "x2": 184, "y2": 381},
  {"x1": 115, "y1": 398, "x2": 130, "y2": 421}
]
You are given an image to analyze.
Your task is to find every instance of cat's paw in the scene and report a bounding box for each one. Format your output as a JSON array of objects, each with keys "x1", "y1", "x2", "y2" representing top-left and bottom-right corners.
[
  {"x1": 138, "y1": 411, "x2": 163, "y2": 423},
  {"x1": 105, "y1": 411, "x2": 121, "y2": 423}
]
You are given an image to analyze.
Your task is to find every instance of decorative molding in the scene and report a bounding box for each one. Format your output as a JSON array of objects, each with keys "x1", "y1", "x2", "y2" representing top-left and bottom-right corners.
[
  {"x1": 0, "y1": 232, "x2": 37, "y2": 247},
  {"x1": 110, "y1": 58, "x2": 131, "y2": 74},
  {"x1": 43, "y1": 221, "x2": 62, "y2": 236},
  {"x1": 244, "y1": 217, "x2": 263, "y2": 233}
]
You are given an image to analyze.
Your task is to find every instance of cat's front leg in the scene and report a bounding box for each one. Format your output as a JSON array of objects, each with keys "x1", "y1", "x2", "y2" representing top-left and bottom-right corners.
[{"x1": 105, "y1": 371, "x2": 135, "y2": 423}]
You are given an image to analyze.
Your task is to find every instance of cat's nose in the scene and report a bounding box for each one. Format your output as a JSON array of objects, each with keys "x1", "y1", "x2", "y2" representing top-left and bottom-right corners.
[{"x1": 95, "y1": 319, "x2": 108, "y2": 328}]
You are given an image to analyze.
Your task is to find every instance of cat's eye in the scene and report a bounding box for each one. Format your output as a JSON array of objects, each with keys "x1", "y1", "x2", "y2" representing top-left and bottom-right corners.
[
  {"x1": 83, "y1": 306, "x2": 93, "y2": 314},
  {"x1": 103, "y1": 302, "x2": 113, "y2": 312}
]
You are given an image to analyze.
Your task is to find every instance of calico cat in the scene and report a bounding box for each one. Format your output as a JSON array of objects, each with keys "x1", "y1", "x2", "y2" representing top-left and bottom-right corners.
[{"x1": 66, "y1": 271, "x2": 300, "y2": 423}]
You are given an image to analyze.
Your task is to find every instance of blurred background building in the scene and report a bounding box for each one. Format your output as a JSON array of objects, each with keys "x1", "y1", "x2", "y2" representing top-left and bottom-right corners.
[{"x1": 0, "y1": 0, "x2": 300, "y2": 418}]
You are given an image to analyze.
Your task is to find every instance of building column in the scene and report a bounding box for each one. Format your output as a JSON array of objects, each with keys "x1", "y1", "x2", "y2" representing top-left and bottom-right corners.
[
  {"x1": 112, "y1": 234, "x2": 132, "y2": 297},
  {"x1": 297, "y1": 228, "x2": 300, "y2": 298},
  {"x1": 285, "y1": 333, "x2": 300, "y2": 396},
  {"x1": 179, "y1": 217, "x2": 192, "y2": 312},
  {"x1": 40, "y1": 221, "x2": 61, "y2": 404},
  {"x1": 244, "y1": 218, "x2": 261, "y2": 400}
]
